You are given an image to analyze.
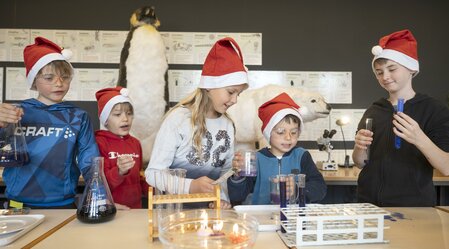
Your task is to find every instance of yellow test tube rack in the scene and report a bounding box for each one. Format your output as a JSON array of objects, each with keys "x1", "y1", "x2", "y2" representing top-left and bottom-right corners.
[{"x1": 148, "y1": 185, "x2": 221, "y2": 241}]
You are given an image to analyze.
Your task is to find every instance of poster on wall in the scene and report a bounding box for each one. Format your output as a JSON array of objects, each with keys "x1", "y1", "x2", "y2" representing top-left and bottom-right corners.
[
  {"x1": 167, "y1": 70, "x2": 202, "y2": 102},
  {"x1": 328, "y1": 109, "x2": 365, "y2": 141},
  {"x1": 0, "y1": 30, "x2": 8, "y2": 61},
  {"x1": 99, "y1": 31, "x2": 127, "y2": 63},
  {"x1": 299, "y1": 109, "x2": 364, "y2": 142},
  {"x1": 1, "y1": 29, "x2": 261, "y2": 65},
  {"x1": 161, "y1": 32, "x2": 262, "y2": 65},
  {"x1": 4, "y1": 29, "x2": 30, "y2": 62},
  {"x1": 168, "y1": 70, "x2": 352, "y2": 104},
  {"x1": 5, "y1": 67, "x2": 37, "y2": 100},
  {"x1": 5, "y1": 67, "x2": 118, "y2": 101},
  {"x1": 68, "y1": 68, "x2": 118, "y2": 101}
]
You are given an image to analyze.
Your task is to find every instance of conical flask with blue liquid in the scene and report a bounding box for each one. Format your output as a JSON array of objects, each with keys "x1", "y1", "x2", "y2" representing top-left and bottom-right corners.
[
  {"x1": 77, "y1": 157, "x2": 116, "y2": 223},
  {"x1": 0, "y1": 117, "x2": 29, "y2": 167}
]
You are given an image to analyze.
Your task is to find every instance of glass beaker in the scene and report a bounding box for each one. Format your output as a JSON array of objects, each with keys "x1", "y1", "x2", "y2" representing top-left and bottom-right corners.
[
  {"x1": 238, "y1": 150, "x2": 257, "y2": 177},
  {"x1": 77, "y1": 157, "x2": 116, "y2": 223},
  {"x1": 0, "y1": 117, "x2": 29, "y2": 167}
]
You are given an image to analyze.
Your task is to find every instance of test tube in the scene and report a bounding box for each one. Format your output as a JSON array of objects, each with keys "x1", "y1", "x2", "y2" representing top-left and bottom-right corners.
[
  {"x1": 175, "y1": 168, "x2": 187, "y2": 212},
  {"x1": 287, "y1": 174, "x2": 297, "y2": 205},
  {"x1": 395, "y1": 99, "x2": 404, "y2": 149},
  {"x1": 365, "y1": 118, "x2": 373, "y2": 163},
  {"x1": 278, "y1": 175, "x2": 287, "y2": 233},
  {"x1": 298, "y1": 174, "x2": 306, "y2": 207}
]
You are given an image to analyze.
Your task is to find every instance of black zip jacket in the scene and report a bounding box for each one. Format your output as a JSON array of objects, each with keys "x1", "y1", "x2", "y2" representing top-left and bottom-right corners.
[{"x1": 357, "y1": 93, "x2": 449, "y2": 207}]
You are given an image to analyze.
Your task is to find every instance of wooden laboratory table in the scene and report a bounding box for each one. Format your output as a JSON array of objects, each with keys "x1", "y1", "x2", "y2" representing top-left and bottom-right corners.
[
  {"x1": 319, "y1": 167, "x2": 449, "y2": 186},
  {"x1": 31, "y1": 209, "x2": 285, "y2": 249},
  {"x1": 30, "y1": 207, "x2": 449, "y2": 249},
  {"x1": 5, "y1": 209, "x2": 75, "y2": 249},
  {"x1": 436, "y1": 206, "x2": 449, "y2": 213}
]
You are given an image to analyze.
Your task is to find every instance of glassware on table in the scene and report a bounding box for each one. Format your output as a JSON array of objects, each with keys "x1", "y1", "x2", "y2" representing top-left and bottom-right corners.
[
  {"x1": 158, "y1": 209, "x2": 259, "y2": 249},
  {"x1": 269, "y1": 174, "x2": 297, "y2": 205},
  {"x1": 0, "y1": 106, "x2": 29, "y2": 167},
  {"x1": 77, "y1": 157, "x2": 116, "y2": 223},
  {"x1": 365, "y1": 118, "x2": 373, "y2": 163},
  {"x1": 147, "y1": 168, "x2": 166, "y2": 227},
  {"x1": 297, "y1": 174, "x2": 306, "y2": 207},
  {"x1": 238, "y1": 151, "x2": 257, "y2": 177}
]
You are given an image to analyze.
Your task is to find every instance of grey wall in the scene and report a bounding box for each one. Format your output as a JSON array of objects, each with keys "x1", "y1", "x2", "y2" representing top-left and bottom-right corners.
[{"x1": 1, "y1": 0, "x2": 449, "y2": 132}]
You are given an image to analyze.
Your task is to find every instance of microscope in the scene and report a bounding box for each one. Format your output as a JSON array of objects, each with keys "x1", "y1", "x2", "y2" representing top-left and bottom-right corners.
[{"x1": 316, "y1": 129, "x2": 338, "y2": 171}]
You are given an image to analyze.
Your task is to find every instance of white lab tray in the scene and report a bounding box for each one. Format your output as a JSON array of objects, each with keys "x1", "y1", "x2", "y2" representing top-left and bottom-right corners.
[
  {"x1": 233, "y1": 205, "x2": 281, "y2": 231},
  {"x1": 0, "y1": 214, "x2": 45, "y2": 246}
]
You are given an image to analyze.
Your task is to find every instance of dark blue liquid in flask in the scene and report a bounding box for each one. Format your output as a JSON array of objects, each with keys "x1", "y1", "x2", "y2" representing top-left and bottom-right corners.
[
  {"x1": 77, "y1": 157, "x2": 116, "y2": 223},
  {"x1": 0, "y1": 120, "x2": 29, "y2": 167}
]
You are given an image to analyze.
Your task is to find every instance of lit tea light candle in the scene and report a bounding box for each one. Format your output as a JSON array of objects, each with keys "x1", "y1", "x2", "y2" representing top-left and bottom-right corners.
[
  {"x1": 196, "y1": 210, "x2": 212, "y2": 236},
  {"x1": 228, "y1": 223, "x2": 248, "y2": 244},
  {"x1": 211, "y1": 220, "x2": 225, "y2": 236}
]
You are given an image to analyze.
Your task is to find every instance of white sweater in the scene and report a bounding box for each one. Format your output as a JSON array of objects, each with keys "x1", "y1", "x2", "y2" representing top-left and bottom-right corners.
[{"x1": 145, "y1": 107, "x2": 234, "y2": 201}]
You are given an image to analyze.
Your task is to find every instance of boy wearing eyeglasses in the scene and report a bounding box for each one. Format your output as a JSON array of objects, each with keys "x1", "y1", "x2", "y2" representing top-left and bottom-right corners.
[
  {"x1": 228, "y1": 92, "x2": 326, "y2": 205},
  {"x1": 0, "y1": 37, "x2": 99, "y2": 209}
]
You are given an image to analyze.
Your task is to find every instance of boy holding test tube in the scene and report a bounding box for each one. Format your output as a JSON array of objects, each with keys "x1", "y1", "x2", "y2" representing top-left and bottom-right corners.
[{"x1": 353, "y1": 29, "x2": 449, "y2": 207}]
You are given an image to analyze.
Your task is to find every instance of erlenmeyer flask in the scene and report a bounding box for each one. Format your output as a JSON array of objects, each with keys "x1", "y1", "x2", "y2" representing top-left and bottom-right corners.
[
  {"x1": 77, "y1": 157, "x2": 116, "y2": 223},
  {"x1": 0, "y1": 120, "x2": 29, "y2": 167}
]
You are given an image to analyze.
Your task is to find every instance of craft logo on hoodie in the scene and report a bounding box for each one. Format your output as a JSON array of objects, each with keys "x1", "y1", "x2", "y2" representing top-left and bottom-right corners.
[
  {"x1": 18, "y1": 126, "x2": 75, "y2": 139},
  {"x1": 108, "y1": 152, "x2": 140, "y2": 159}
]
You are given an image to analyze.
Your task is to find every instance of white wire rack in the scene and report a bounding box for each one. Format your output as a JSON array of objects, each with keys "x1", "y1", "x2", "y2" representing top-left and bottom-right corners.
[{"x1": 278, "y1": 203, "x2": 390, "y2": 247}]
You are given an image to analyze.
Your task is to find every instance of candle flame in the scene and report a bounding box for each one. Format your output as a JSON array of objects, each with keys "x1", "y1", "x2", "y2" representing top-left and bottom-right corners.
[
  {"x1": 232, "y1": 223, "x2": 239, "y2": 234},
  {"x1": 213, "y1": 220, "x2": 223, "y2": 232},
  {"x1": 200, "y1": 210, "x2": 208, "y2": 228}
]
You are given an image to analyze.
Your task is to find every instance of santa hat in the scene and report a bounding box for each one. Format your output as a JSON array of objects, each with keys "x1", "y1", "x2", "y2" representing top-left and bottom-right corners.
[
  {"x1": 198, "y1": 37, "x2": 248, "y2": 89},
  {"x1": 96, "y1": 86, "x2": 132, "y2": 126},
  {"x1": 258, "y1": 92, "x2": 303, "y2": 142},
  {"x1": 371, "y1": 29, "x2": 419, "y2": 76},
  {"x1": 23, "y1": 36, "x2": 73, "y2": 86}
]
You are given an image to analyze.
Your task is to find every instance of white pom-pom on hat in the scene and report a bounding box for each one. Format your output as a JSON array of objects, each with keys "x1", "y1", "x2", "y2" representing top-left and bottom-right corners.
[
  {"x1": 120, "y1": 88, "x2": 129, "y2": 97},
  {"x1": 371, "y1": 45, "x2": 383, "y2": 56},
  {"x1": 61, "y1": 48, "x2": 73, "y2": 60}
]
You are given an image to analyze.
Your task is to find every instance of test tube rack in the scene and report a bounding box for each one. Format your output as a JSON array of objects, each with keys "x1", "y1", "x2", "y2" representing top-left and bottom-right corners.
[
  {"x1": 277, "y1": 203, "x2": 390, "y2": 247},
  {"x1": 148, "y1": 185, "x2": 221, "y2": 241}
]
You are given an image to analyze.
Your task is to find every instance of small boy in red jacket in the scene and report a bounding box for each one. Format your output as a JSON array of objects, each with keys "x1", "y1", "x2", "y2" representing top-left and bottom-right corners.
[{"x1": 95, "y1": 86, "x2": 148, "y2": 208}]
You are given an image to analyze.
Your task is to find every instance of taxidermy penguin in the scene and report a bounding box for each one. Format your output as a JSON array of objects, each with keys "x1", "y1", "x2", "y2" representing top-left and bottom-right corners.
[{"x1": 118, "y1": 6, "x2": 168, "y2": 163}]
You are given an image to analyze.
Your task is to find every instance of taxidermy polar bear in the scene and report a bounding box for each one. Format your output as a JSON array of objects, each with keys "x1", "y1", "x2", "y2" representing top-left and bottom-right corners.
[
  {"x1": 117, "y1": 6, "x2": 168, "y2": 163},
  {"x1": 227, "y1": 84, "x2": 332, "y2": 150}
]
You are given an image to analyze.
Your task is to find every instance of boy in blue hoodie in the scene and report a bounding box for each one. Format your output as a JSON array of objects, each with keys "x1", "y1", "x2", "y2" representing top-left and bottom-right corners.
[
  {"x1": 0, "y1": 37, "x2": 99, "y2": 208},
  {"x1": 228, "y1": 92, "x2": 326, "y2": 205}
]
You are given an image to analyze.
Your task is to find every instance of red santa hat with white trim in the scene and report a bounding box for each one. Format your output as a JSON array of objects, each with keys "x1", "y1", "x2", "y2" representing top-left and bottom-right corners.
[
  {"x1": 258, "y1": 92, "x2": 303, "y2": 142},
  {"x1": 198, "y1": 37, "x2": 248, "y2": 89},
  {"x1": 23, "y1": 36, "x2": 73, "y2": 87},
  {"x1": 96, "y1": 86, "x2": 132, "y2": 127},
  {"x1": 371, "y1": 29, "x2": 419, "y2": 77}
]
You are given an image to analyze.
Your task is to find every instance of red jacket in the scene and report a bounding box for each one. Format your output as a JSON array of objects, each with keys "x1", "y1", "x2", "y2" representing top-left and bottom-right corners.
[{"x1": 95, "y1": 130, "x2": 148, "y2": 208}]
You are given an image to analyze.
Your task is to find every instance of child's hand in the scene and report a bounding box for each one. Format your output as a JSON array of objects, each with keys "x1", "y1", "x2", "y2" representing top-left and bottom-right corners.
[
  {"x1": 393, "y1": 112, "x2": 425, "y2": 146},
  {"x1": 117, "y1": 155, "x2": 135, "y2": 175},
  {"x1": 208, "y1": 200, "x2": 232, "y2": 209},
  {"x1": 354, "y1": 129, "x2": 373, "y2": 150},
  {"x1": 0, "y1": 103, "x2": 24, "y2": 128},
  {"x1": 190, "y1": 176, "x2": 214, "y2": 193}
]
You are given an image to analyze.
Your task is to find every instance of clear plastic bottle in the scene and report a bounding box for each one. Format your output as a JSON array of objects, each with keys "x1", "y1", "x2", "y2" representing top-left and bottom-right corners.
[{"x1": 77, "y1": 157, "x2": 116, "y2": 223}]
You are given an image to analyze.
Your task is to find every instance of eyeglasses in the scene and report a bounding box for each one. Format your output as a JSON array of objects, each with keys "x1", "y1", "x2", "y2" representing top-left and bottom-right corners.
[
  {"x1": 36, "y1": 74, "x2": 73, "y2": 85},
  {"x1": 272, "y1": 127, "x2": 300, "y2": 138}
]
